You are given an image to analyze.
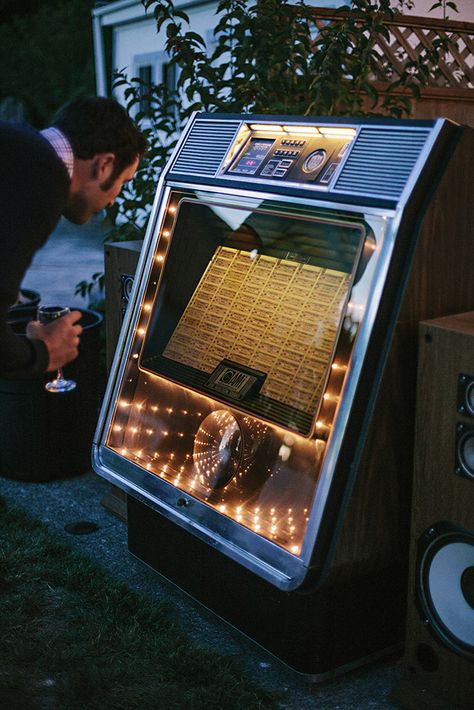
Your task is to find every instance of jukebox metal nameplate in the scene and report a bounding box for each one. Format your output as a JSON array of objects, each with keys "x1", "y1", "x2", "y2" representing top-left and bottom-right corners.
[{"x1": 205, "y1": 359, "x2": 266, "y2": 401}]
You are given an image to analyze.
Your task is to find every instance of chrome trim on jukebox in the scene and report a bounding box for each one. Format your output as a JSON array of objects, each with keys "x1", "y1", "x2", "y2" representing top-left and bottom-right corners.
[
  {"x1": 94, "y1": 183, "x2": 392, "y2": 588},
  {"x1": 93, "y1": 112, "x2": 459, "y2": 591}
]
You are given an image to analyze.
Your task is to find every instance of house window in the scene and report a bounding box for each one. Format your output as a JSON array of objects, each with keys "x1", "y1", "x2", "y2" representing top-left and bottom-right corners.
[
  {"x1": 162, "y1": 62, "x2": 177, "y2": 94},
  {"x1": 138, "y1": 64, "x2": 153, "y2": 113}
]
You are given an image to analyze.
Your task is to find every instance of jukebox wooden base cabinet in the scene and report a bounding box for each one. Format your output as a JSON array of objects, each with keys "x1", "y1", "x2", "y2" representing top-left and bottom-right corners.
[{"x1": 93, "y1": 113, "x2": 474, "y2": 677}]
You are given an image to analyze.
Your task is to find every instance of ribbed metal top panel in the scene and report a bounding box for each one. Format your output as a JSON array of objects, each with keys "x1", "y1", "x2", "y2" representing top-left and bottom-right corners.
[
  {"x1": 333, "y1": 127, "x2": 431, "y2": 200},
  {"x1": 170, "y1": 119, "x2": 241, "y2": 176}
]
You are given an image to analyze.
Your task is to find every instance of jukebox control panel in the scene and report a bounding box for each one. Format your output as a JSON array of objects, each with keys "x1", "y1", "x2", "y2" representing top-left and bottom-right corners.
[{"x1": 224, "y1": 129, "x2": 354, "y2": 186}]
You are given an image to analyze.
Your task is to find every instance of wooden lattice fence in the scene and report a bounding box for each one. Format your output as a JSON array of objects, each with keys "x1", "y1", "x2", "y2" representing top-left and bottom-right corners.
[{"x1": 313, "y1": 9, "x2": 474, "y2": 124}]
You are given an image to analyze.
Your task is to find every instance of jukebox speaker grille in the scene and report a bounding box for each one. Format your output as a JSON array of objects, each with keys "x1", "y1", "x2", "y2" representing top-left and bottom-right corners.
[
  {"x1": 334, "y1": 127, "x2": 431, "y2": 199},
  {"x1": 171, "y1": 119, "x2": 241, "y2": 176},
  {"x1": 418, "y1": 522, "x2": 474, "y2": 660}
]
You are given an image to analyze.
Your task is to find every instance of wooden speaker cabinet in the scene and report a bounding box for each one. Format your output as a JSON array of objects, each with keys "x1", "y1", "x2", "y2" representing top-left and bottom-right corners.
[
  {"x1": 393, "y1": 312, "x2": 474, "y2": 710},
  {"x1": 104, "y1": 240, "x2": 144, "y2": 371},
  {"x1": 101, "y1": 240, "x2": 143, "y2": 520}
]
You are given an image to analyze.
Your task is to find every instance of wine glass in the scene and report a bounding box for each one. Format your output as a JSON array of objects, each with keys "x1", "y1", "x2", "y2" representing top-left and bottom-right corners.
[{"x1": 37, "y1": 305, "x2": 77, "y2": 393}]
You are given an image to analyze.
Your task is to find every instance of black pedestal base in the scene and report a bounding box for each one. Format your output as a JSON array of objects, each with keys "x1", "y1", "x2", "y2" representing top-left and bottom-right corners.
[{"x1": 128, "y1": 496, "x2": 405, "y2": 678}]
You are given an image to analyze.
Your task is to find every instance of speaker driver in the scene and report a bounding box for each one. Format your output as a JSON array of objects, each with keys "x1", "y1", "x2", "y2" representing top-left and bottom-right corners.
[
  {"x1": 455, "y1": 424, "x2": 474, "y2": 480},
  {"x1": 457, "y1": 373, "x2": 474, "y2": 418},
  {"x1": 418, "y1": 522, "x2": 474, "y2": 660}
]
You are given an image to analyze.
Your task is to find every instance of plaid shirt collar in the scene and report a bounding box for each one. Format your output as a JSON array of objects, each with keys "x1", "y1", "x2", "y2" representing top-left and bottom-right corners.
[{"x1": 40, "y1": 127, "x2": 74, "y2": 179}]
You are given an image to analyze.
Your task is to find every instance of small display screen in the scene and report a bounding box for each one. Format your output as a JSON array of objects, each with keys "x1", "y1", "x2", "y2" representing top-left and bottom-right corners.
[{"x1": 230, "y1": 139, "x2": 274, "y2": 175}]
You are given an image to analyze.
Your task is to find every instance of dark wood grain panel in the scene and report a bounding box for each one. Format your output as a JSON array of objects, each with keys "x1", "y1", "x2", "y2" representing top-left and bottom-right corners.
[{"x1": 394, "y1": 312, "x2": 474, "y2": 710}]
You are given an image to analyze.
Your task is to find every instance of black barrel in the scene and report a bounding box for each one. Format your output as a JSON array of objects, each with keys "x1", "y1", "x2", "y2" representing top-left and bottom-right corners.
[
  {"x1": 9, "y1": 288, "x2": 41, "y2": 313},
  {"x1": 0, "y1": 308, "x2": 105, "y2": 481}
]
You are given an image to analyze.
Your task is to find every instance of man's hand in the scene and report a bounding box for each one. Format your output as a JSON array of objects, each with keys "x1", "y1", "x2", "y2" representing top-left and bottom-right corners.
[{"x1": 26, "y1": 310, "x2": 83, "y2": 371}]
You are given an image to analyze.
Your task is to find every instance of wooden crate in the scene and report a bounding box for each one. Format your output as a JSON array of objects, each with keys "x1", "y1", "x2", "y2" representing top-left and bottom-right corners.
[{"x1": 101, "y1": 240, "x2": 143, "y2": 520}]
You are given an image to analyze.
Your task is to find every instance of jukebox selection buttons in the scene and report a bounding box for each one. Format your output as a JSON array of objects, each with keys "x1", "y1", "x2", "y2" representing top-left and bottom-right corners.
[
  {"x1": 274, "y1": 150, "x2": 300, "y2": 157},
  {"x1": 281, "y1": 139, "x2": 305, "y2": 147},
  {"x1": 302, "y1": 149, "x2": 327, "y2": 174},
  {"x1": 261, "y1": 160, "x2": 289, "y2": 178},
  {"x1": 193, "y1": 410, "x2": 243, "y2": 489}
]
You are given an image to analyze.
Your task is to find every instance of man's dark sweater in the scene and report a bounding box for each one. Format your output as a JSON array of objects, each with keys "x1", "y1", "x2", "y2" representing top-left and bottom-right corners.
[{"x1": 0, "y1": 121, "x2": 70, "y2": 378}]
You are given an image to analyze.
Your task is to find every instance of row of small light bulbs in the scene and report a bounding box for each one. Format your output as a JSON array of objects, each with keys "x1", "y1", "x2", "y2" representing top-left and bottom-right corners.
[{"x1": 109, "y1": 194, "x2": 360, "y2": 553}]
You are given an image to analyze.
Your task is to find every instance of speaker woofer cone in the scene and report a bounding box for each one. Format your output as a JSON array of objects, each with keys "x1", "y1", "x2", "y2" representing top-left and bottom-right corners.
[
  {"x1": 417, "y1": 522, "x2": 474, "y2": 660},
  {"x1": 466, "y1": 381, "x2": 474, "y2": 416},
  {"x1": 456, "y1": 425, "x2": 474, "y2": 480}
]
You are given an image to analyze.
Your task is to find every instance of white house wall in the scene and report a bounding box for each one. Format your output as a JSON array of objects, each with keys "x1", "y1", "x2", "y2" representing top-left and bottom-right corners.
[
  {"x1": 112, "y1": 3, "x2": 217, "y2": 104},
  {"x1": 94, "y1": 0, "x2": 473, "y2": 100},
  {"x1": 93, "y1": 0, "x2": 350, "y2": 97},
  {"x1": 406, "y1": 0, "x2": 474, "y2": 22}
]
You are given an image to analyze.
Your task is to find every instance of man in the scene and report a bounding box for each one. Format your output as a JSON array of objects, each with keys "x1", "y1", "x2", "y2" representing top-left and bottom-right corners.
[{"x1": 0, "y1": 96, "x2": 147, "y2": 379}]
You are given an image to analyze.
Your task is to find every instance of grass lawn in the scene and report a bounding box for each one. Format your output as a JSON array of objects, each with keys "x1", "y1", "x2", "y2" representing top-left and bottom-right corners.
[{"x1": 0, "y1": 496, "x2": 277, "y2": 709}]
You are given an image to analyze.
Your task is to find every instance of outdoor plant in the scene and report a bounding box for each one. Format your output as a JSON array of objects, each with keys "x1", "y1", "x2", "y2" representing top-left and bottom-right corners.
[{"x1": 78, "y1": 0, "x2": 460, "y2": 300}]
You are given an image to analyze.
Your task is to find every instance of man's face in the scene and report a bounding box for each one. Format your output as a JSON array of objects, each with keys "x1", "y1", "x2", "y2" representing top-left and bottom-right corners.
[{"x1": 64, "y1": 154, "x2": 139, "y2": 225}]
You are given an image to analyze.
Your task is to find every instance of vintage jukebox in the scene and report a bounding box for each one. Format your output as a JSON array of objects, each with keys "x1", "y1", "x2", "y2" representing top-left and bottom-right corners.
[{"x1": 93, "y1": 114, "x2": 474, "y2": 678}]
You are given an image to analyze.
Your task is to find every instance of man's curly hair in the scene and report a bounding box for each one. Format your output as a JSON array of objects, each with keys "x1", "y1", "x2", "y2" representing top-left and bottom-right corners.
[{"x1": 52, "y1": 95, "x2": 147, "y2": 180}]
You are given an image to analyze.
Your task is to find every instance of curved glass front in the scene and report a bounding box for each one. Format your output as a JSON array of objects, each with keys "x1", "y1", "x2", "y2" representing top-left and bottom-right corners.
[{"x1": 105, "y1": 188, "x2": 387, "y2": 556}]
